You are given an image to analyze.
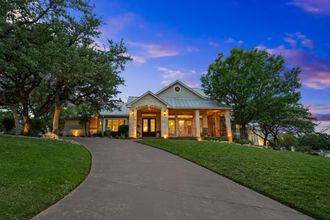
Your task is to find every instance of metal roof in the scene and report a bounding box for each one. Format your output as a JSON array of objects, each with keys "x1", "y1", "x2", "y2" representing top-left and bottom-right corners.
[
  {"x1": 99, "y1": 83, "x2": 230, "y2": 116},
  {"x1": 161, "y1": 97, "x2": 230, "y2": 109},
  {"x1": 99, "y1": 102, "x2": 129, "y2": 116}
]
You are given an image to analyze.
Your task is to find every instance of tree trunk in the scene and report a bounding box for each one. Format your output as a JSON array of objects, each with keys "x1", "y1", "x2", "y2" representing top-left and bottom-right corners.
[
  {"x1": 84, "y1": 121, "x2": 87, "y2": 137},
  {"x1": 52, "y1": 104, "x2": 61, "y2": 134},
  {"x1": 240, "y1": 124, "x2": 247, "y2": 139},
  {"x1": 263, "y1": 132, "x2": 269, "y2": 146},
  {"x1": 21, "y1": 101, "x2": 30, "y2": 135},
  {"x1": 9, "y1": 105, "x2": 21, "y2": 135}
]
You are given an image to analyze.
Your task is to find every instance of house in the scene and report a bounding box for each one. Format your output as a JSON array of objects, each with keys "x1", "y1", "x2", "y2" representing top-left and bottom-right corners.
[{"x1": 64, "y1": 80, "x2": 233, "y2": 142}]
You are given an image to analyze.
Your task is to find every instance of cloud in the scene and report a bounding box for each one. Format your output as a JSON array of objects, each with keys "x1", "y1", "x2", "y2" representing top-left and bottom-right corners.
[
  {"x1": 208, "y1": 40, "x2": 220, "y2": 48},
  {"x1": 186, "y1": 46, "x2": 200, "y2": 53},
  {"x1": 284, "y1": 32, "x2": 314, "y2": 49},
  {"x1": 289, "y1": 0, "x2": 330, "y2": 14},
  {"x1": 225, "y1": 37, "x2": 244, "y2": 44},
  {"x1": 256, "y1": 44, "x2": 330, "y2": 90},
  {"x1": 157, "y1": 66, "x2": 201, "y2": 87},
  {"x1": 128, "y1": 41, "x2": 179, "y2": 63},
  {"x1": 308, "y1": 105, "x2": 330, "y2": 133},
  {"x1": 101, "y1": 13, "x2": 136, "y2": 38}
]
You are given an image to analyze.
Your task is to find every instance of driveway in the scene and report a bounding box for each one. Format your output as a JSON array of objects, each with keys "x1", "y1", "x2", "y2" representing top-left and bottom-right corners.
[{"x1": 34, "y1": 138, "x2": 313, "y2": 220}]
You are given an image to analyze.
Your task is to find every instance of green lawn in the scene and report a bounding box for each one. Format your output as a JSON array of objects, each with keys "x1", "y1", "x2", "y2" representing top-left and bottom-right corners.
[
  {"x1": 138, "y1": 139, "x2": 330, "y2": 220},
  {"x1": 0, "y1": 136, "x2": 91, "y2": 220}
]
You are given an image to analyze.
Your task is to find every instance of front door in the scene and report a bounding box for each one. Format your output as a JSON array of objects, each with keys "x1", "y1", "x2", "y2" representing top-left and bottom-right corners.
[{"x1": 142, "y1": 118, "x2": 156, "y2": 137}]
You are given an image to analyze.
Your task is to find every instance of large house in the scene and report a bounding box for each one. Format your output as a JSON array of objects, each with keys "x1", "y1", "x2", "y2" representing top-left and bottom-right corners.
[{"x1": 64, "y1": 80, "x2": 233, "y2": 142}]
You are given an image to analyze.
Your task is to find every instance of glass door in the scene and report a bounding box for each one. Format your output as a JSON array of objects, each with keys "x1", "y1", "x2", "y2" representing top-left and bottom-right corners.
[{"x1": 142, "y1": 118, "x2": 156, "y2": 137}]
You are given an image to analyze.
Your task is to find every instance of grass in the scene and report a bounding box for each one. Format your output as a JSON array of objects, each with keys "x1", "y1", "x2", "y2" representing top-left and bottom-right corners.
[
  {"x1": 138, "y1": 139, "x2": 330, "y2": 220},
  {"x1": 0, "y1": 135, "x2": 91, "y2": 220}
]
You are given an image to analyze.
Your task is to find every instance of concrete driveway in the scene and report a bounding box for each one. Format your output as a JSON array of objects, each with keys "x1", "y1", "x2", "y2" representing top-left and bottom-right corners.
[{"x1": 34, "y1": 138, "x2": 313, "y2": 220}]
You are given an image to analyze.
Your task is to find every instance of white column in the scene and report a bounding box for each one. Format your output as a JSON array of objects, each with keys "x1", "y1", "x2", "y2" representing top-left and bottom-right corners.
[
  {"x1": 129, "y1": 108, "x2": 137, "y2": 138},
  {"x1": 224, "y1": 110, "x2": 233, "y2": 143},
  {"x1": 202, "y1": 113, "x2": 208, "y2": 137},
  {"x1": 161, "y1": 108, "x2": 169, "y2": 138},
  {"x1": 214, "y1": 113, "x2": 220, "y2": 137},
  {"x1": 102, "y1": 117, "x2": 106, "y2": 133},
  {"x1": 175, "y1": 116, "x2": 179, "y2": 136},
  {"x1": 195, "y1": 110, "x2": 200, "y2": 138}
]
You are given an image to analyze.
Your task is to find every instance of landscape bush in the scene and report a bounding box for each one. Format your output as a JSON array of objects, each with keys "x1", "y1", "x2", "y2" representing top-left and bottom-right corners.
[
  {"x1": 118, "y1": 125, "x2": 129, "y2": 137},
  {"x1": 0, "y1": 117, "x2": 15, "y2": 134},
  {"x1": 299, "y1": 133, "x2": 330, "y2": 151},
  {"x1": 29, "y1": 118, "x2": 47, "y2": 136},
  {"x1": 277, "y1": 133, "x2": 299, "y2": 149},
  {"x1": 234, "y1": 139, "x2": 252, "y2": 145}
]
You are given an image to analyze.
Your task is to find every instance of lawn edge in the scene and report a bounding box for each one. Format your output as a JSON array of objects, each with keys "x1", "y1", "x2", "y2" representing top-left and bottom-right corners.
[
  {"x1": 136, "y1": 140, "x2": 319, "y2": 220},
  {"x1": 30, "y1": 138, "x2": 93, "y2": 219}
]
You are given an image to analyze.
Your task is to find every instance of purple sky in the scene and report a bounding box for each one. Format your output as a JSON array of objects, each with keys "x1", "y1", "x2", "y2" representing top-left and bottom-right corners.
[{"x1": 92, "y1": 0, "x2": 330, "y2": 133}]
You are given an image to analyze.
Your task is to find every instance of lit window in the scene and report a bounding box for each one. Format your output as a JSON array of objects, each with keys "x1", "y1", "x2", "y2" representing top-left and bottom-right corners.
[
  {"x1": 150, "y1": 119, "x2": 156, "y2": 132},
  {"x1": 143, "y1": 119, "x2": 148, "y2": 132},
  {"x1": 169, "y1": 119, "x2": 175, "y2": 135},
  {"x1": 112, "y1": 120, "x2": 119, "y2": 132},
  {"x1": 177, "y1": 115, "x2": 193, "y2": 119},
  {"x1": 119, "y1": 120, "x2": 125, "y2": 126},
  {"x1": 106, "y1": 120, "x2": 112, "y2": 128}
]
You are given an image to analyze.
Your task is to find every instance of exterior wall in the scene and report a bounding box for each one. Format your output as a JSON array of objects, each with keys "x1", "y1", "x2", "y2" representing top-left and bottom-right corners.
[
  {"x1": 130, "y1": 94, "x2": 167, "y2": 109},
  {"x1": 157, "y1": 83, "x2": 202, "y2": 99},
  {"x1": 64, "y1": 116, "x2": 98, "y2": 136}
]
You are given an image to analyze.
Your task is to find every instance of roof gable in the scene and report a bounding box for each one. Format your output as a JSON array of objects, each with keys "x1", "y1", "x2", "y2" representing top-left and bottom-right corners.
[
  {"x1": 156, "y1": 80, "x2": 206, "y2": 100},
  {"x1": 126, "y1": 91, "x2": 168, "y2": 108}
]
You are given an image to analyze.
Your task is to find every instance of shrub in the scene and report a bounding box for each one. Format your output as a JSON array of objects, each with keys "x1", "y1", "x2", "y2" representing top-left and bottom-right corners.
[
  {"x1": 29, "y1": 118, "x2": 47, "y2": 136},
  {"x1": 118, "y1": 125, "x2": 129, "y2": 137},
  {"x1": 277, "y1": 134, "x2": 299, "y2": 149},
  {"x1": 234, "y1": 139, "x2": 252, "y2": 145},
  {"x1": 1, "y1": 117, "x2": 15, "y2": 134},
  {"x1": 299, "y1": 133, "x2": 330, "y2": 151}
]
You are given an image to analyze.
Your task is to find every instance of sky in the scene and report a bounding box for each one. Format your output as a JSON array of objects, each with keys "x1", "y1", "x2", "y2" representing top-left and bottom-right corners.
[{"x1": 91, "y1": 0, "x2": 330, "y2": 133}]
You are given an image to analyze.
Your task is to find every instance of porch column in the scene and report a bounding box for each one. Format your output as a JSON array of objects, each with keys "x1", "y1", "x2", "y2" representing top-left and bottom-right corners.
[
  {"x1": 214, "y1": 112, "x2": 220, "y2": 137},
  {"x1": 129, "y1": 108, "x2": 137, "y2": 138},
  {"x1": 175, "y1": 116, "x2": 179, "y2": 136},
  {"x1": 161, "y1": 108, "x2": 169, "y2": 138},
  {"x1": 102, "y1": 117, "x2": 106, "y2": 133},
  {"x1": 202, "y1": 113, "x2": 208, "y2": 137},
  {"x1": 195, "y1": 110, "x2": 200, "y2": 139},
  {"x1": 224, "y1": 110, "x2": 233, "y2": 143}
]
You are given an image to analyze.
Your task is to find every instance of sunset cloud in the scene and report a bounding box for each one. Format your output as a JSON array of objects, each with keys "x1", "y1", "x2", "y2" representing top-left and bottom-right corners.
[
  {"x1": 129, "y1": 41, "x2": 179, "y2": 63},
  {"x1": 289, "y1": 0, "x2": 330, "y2": 15},
  {"x1": 256, "y1": 44, "x2": 330, "y2": 90},
  {"x1": 157, "y1": 66, "x2": 201, "y2": 87}
]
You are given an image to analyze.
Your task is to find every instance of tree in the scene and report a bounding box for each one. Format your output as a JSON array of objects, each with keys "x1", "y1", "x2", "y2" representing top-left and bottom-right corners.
[
  {"x1": 0, "y1": 0, "x2": 101, "y2": 134},
  {"x1": 76, "y1": 103, "x2": 98, "y2": 137},
  {"x1": 201, "y1": 48, "x2": 314, "y2": 141},
  {"x1": 201, "y1": 48, "x2": 278, "y2": 138}
]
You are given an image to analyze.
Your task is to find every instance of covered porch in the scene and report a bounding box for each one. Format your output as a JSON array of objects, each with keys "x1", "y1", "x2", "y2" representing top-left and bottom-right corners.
[{"x1": 128, "y1": 106, "x2": 233, "y2": 142}]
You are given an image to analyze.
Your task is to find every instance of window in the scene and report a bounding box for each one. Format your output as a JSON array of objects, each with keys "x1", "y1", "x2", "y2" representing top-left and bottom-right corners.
[
  {"x1": 174, "y1": 86, "x2": 181, "y2": 92},
  {"x1": 112, "y1": 120, "x2": 119, "y2": 132},
  {"x1": 169, "y1": 119, "x2": 175, "y2": 135},
  {"x1": 106, "y1": 119, "x2": 126, "y2": 131},
  {"x1": 106, "y1": 120, "x2": 112, "y2": 128},
  {"x1": 143, "y1": 119, "x2": 148, "y2": 132}
]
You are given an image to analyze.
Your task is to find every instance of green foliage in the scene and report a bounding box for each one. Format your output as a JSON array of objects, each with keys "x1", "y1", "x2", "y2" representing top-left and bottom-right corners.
[
  {"x1": 29, "y1": 118, "x2": 47, "y2": 136},
  {"x1": 0, "y1": 0, "x2": 130, "y2": 134},
  {"x1": 202, "y1": 48, "x2": 314, "y2": 141},
  {"x1": 299, "y1": 133, "x2": 330, "y2": 150},
  {"x1": 277, "y1": 134, "x2": 299, "y2": 149},
  {"x1": 139, "y1": 139, "x2": 330, "y2": 220},
  {"x1": 234, "y1": 139, "x2": 252, "y2": 145},
  {"x1": 0, "y1": 117, "x2": 15, "y2": 133},
  {"x1": 118, "y1": 125, "x2": 129, "y2": 137}
]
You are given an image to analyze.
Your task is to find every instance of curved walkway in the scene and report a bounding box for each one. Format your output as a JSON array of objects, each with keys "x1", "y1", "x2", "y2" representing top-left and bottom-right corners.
[{"x1": 34, "y1": 138, "x2": 313, "y2": 220}]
